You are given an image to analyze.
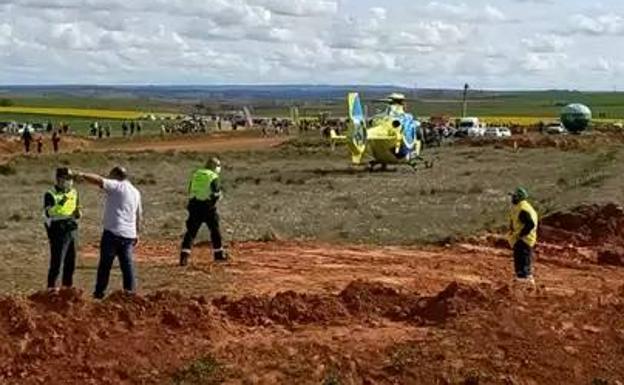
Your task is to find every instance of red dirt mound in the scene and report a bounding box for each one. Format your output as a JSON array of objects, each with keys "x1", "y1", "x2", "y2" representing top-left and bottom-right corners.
[
  {"x1": 465, "y1": 132, "x2": 624, "y2": 151},
  {"x1": 213, "y1": 291, "x2": 349, "y2": 327},
  {"x1": 215, "y1": 281, "x2": 493, "y2": 327},
  {"x1": 28, "y1": 288, "x2": 85, "y2": 314},
  {"x1": 540, "y1": 203, "x2": 624, "y2": 247},
  {"x1": 0, "y1": 289, "x2": 220, "y2": 385},
  {"x1": 338, "y1": 280, "x2": 418, "y2": 317},
  {"x1": 2, "y1": 273, "x2": 624, "y2": 384},
  {"x1": 597, "y1": 248, "x2": 624, "y2": 267},
  {"x1": 0, "y1": 297, "x2": 36, "y2": 337},
  {"x1": 417, "y1": 281, "x2": 490, "y2": 324}
]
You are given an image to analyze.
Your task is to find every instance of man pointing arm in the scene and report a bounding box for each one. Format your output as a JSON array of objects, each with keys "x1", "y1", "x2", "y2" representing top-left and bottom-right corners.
[{"x1": 73, "y1": 166, "x2": 142, "y2": 299}]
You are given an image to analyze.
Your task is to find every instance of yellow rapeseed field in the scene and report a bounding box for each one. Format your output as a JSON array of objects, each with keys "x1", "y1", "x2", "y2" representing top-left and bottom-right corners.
[{"x1": 0, "y1": 106, "x2": 174, "y2": 120}]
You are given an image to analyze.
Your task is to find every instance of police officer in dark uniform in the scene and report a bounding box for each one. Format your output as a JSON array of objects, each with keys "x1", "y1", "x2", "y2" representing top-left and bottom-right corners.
[
  {"x1": 44, "y1": 167, "x2": 81, "y2": 289},
  {"x1": 180, "y1": 157, "x2": 225, "y2": 266}
]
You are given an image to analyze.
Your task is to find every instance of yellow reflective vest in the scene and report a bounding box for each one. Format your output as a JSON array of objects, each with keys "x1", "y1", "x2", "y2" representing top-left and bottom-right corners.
[
  {"x1": 509, "y1": 200, "x2": 538, "y2": 247},
  {"x1": 47, "y1": 188, "x2": 78, "y2": 220},
  {"x1": 189, "y1": 169, "x2": 219, "y2": 201}
]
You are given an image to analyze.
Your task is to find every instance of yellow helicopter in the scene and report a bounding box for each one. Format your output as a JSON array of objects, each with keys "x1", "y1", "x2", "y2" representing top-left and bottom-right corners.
[{"x1": 330, "y1": 92, "x2": 425, "y2": 170}]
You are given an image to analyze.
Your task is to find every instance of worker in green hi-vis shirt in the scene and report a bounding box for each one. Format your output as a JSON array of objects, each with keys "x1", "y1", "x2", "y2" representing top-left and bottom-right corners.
[{"x1": 180, "y1": 157, "x2": 225, "y2": 266}]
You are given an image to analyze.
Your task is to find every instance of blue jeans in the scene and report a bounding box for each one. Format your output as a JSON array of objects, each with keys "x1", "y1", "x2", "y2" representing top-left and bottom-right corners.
[
  {"x1": 94, "y1": 230, "x2": 136, "y2": 298},
  {"x1": 46, "y1": 222, "x2": 78, "y2": 288}
]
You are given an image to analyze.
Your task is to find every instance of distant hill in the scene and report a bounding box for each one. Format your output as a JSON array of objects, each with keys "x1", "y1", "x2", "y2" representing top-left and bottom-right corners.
[
  {"x1": 0, "y1": 85, "x2": 419, "y2": 102},
  {"x1": 1, "y1": 85, "x2": 624, "y2": 118}
]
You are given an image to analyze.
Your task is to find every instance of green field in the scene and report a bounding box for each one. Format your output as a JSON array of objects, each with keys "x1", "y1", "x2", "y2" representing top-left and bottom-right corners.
[
  {"x1": 0, "y1": 112, "x2": 167, "y2": 135},
  {"x1": 2, "y1": 90, "x2": 624, "y2": 136},
  {"x1": 3, "y1": 95, "x2": 181, "y2": 112},
  {"x1": 254, "y1": 91, "x2": 616, "y2": 120},
  {"x1": 250, "y1": 90, "x2": 624, "y2": 119}
]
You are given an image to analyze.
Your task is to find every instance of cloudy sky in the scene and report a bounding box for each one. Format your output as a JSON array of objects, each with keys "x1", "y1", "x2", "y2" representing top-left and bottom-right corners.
[{"x1": 1, "y1": 0, "x2": 623, "y2": 89}]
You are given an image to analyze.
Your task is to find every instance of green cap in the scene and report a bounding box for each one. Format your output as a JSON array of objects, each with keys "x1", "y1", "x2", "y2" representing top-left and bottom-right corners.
[{"x1": 511, "y1": 187, "x2": 529, "y2": 200}]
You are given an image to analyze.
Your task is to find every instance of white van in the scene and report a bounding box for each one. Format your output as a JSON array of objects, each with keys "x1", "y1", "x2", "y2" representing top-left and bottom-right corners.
[{"x1": 459, "y1": 117, "x2": 486, "y2": 137}]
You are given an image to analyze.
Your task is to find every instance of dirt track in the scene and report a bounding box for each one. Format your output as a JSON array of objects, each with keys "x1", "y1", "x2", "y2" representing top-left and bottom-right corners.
[
  {"x1": 99, "y1": 135, "x2": 286, "y2": 153},
  {"x1": 0, "y1": 133, "x2": 286, "y2": 164}
]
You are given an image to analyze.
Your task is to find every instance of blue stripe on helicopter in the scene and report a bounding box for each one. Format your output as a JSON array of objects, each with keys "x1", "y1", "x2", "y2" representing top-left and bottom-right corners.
[
  {"x1": 351, "y1": 94, "x2": 364, "y2": 123},
  {"x1": 395, "y1": 114, "x2": 419, "y2": 159}
]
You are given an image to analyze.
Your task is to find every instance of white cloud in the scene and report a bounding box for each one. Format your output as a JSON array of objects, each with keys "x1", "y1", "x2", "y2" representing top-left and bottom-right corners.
[
  {"x1": 370, "y1": 7, "x2": 387, "y2": 20},
  {"x1": 521, "y1": 53, "x2": 568, "y2": 73},
  {"x1": 484, "y1": 5, "x2": 507, "y2": 22},
  {"x1": 425, "y1": 2, "x2": 508, "y2": 23},
  {"x1": 329, "y1": 7, "x2": 468, "y2": 51},
  {"x1": 251, "y1": 0, "x2": 337, "y2": 16},
  {"x1": 0, "y1": 0, "x2": 623, "y2": 89},
  {"x1": 569, "y1": 13, "x2": 624, "y2": 35},
  {"x1": 49, "y1": 23, "x2": 97, "y2": 50},
  {"x1": 591, "y1": 57, "x2": 611, "y2": 72},
  {"x1": 0, "y1": 22, "x2": 12, "y2": 46},
  {"x1": 522, "y1": 34, "x2": 570, "y2": 53}
]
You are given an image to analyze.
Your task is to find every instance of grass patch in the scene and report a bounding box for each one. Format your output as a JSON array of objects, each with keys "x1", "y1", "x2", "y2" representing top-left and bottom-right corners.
[
  {"x1": 556, "y1": 150, "x2": 618, "y2": 190},
  {"x1": 8, "y1": 213, "x2": 22, "y2": 222},
  {"x1": 386, "y1": 344, "x2": 419, "y2": 374},
  {"x1": 0, "y1": 163, "x2": 17, "y2": 176},
  {"x1": 171, "y1": 355, "x2": 225, "y2": 385},
  {"x1": 322, "y1": 369, "x2": 343, "y2": 385}
]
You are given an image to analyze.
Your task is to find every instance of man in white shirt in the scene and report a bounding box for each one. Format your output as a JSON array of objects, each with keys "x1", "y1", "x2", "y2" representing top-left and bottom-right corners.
[{"x1": 73, "y1": 166, "x2": 142, "y2": 299}]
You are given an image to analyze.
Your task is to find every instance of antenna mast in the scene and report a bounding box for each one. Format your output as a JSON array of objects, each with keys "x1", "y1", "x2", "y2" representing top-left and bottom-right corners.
[{"x1": 462, "y1": 83, "x2": 469, "y2": 117}]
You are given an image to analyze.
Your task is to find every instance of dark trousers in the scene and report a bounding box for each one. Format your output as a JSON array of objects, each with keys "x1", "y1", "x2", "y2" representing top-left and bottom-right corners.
[
  {"x1": 181, "y1": 200, "x2": 222, "y2": 254},
  {"x1": 47, "y1": 225, "x2": 77, "y2": 288},
  {"x1": 94, "y1": 230, "x2": 136, "y2": 298},
  {"x1": 513, "y1": 240, "x2": 533, "y2": 278}
]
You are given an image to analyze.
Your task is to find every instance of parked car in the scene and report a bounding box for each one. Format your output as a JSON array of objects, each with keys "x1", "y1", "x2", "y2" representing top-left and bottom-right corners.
[
  {"x1": 17, "y1": 123, "x2": 33, "y2": 135},
  {"x1": 545, "y1": 122, "x2": 566, "y2": 135},
  {"x1": 1, "y1": 121, "x2": 18, "y2": 134},
  {"x1": 484, "y1": 127, "x2": 512, "y2": 138},
  {"x1": 458, "y1": 117, "x2": 486, "y2": 137},
  {"x1": 0, "y1": 122, "x2": 11, "y2": 133}
]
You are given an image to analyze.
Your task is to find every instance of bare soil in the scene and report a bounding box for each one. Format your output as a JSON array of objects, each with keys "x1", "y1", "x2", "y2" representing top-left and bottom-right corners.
[
  {"x1": 97, "y1": 134, "x2": 285, "y2": 153},
  {"x1": 0, "y1": 135, "x2": 92, "y2": 162},
  {"x1": 0, "y1": 132, "x2": 284, "y2": 164},
  {"x1": 4, "y1": 211, "x2": 624, "y2": 385}
]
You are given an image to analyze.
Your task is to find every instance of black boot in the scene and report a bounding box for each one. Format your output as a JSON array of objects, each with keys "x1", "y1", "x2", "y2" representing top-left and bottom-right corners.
[
  {"x1": 213, "y1": 249, "x2": 227, "y2": 262},
  {"x1": 179, "y1": 251, "x2": 190, "y2": 266}
]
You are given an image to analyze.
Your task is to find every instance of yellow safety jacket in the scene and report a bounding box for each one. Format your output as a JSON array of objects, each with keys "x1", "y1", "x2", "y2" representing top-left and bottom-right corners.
[
  {"x1": 47, "y1": 188, "x2": 78, "y2": 220},
  {"x1": 509, "y1": 200, "x2": 538, "y2": 247},
  {"x1": 189, "y1": 169, "x2": 219, "y2": 201}
]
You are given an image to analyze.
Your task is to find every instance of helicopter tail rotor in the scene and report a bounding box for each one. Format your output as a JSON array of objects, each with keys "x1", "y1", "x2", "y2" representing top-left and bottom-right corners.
[{"x1": 346, "y1": 93, "x2": 368, "y2": 164}]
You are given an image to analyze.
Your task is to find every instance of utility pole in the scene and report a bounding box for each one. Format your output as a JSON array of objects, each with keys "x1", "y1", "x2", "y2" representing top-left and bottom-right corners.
[{"x1": 462, "y1": 83, "x2": 469, "y2": 117}]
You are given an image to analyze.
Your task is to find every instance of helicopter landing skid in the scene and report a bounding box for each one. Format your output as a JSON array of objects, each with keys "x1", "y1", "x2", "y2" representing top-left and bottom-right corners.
[
  {"x1": 367, "y1": 161, "x2": 389, "y2": 172},
  {"x1": 408, "y1": 156, "x2": 434, "y2": 170}
]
